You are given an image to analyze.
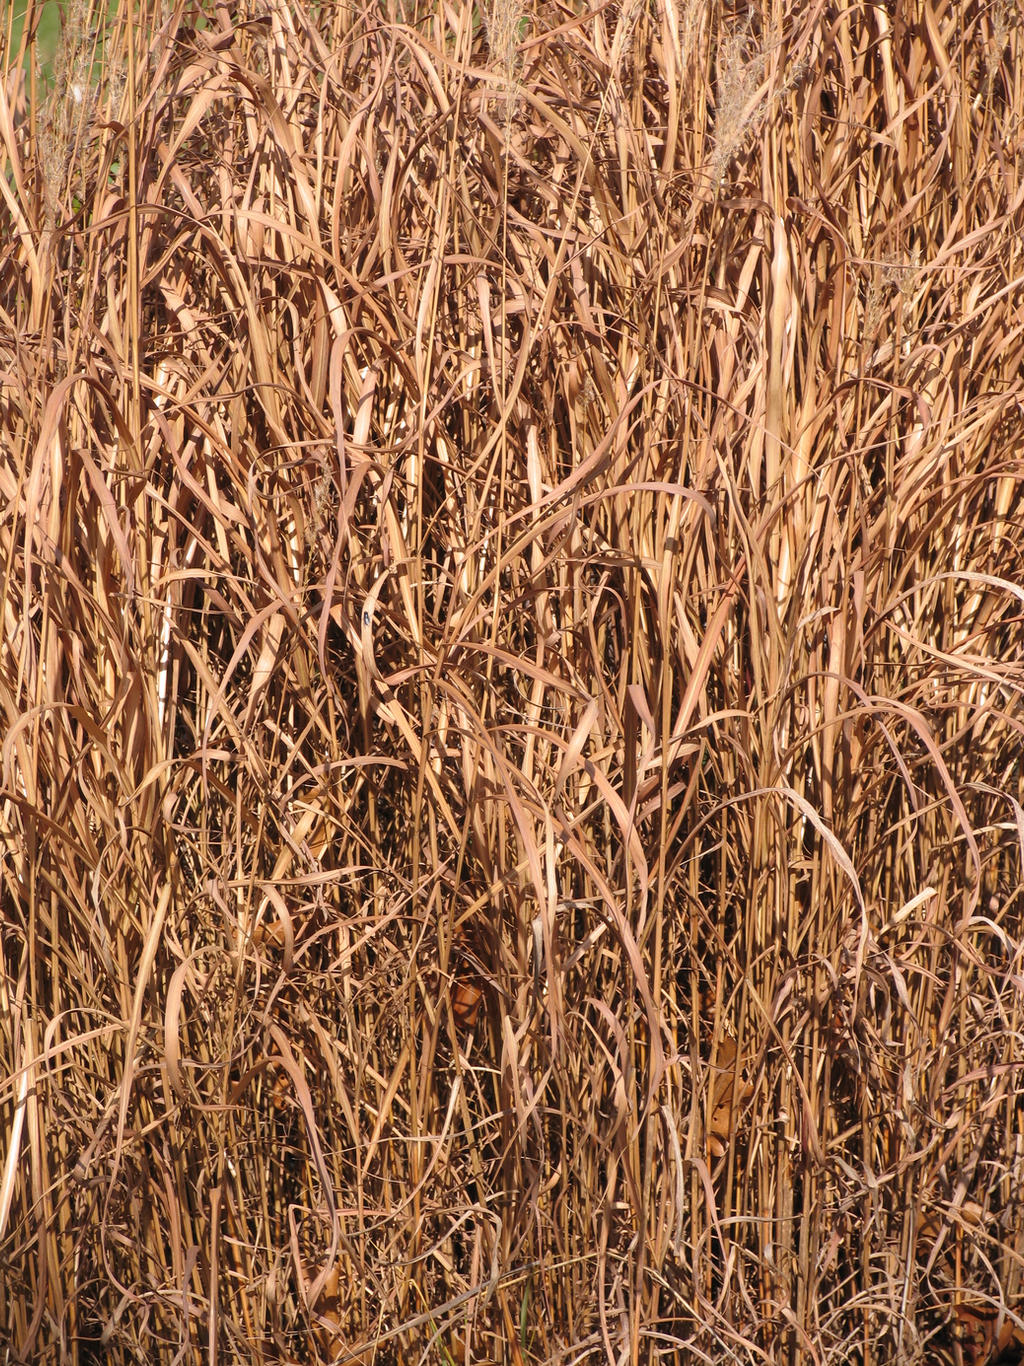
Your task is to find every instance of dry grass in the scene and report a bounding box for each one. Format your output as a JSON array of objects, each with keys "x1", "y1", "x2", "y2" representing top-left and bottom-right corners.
[{"x1": 2, "y1": 0, "x2": 1023, "y2": 1362}]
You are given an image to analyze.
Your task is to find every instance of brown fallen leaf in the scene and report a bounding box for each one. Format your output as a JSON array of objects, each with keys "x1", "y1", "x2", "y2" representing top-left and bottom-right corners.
[
  {"x1": 951, "y1": 1301, "x2": 1024, "y2": 1366},
  {"x1": 706, "y1": 1034, "x2": 752, "y2": 1159},
  {"x1": 452, "y1": 979, "x2": 483, "y2": 1029}
]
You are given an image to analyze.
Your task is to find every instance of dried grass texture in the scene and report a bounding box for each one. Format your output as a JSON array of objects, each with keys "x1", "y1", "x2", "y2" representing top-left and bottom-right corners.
[{"x1": 1, "y1": 0, "x2": 1023, "y2": 1362}]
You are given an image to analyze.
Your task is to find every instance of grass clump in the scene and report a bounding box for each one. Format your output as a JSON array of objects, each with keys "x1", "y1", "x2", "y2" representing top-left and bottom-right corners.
[{"x1": 2, "y1": 0, "x2": 1024, "y2": 1363}]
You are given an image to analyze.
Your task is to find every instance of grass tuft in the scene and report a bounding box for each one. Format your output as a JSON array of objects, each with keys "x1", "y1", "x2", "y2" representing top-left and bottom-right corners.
[{"x1": 1, "y1": 0, "x2": 1023, "y2": 1363}]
